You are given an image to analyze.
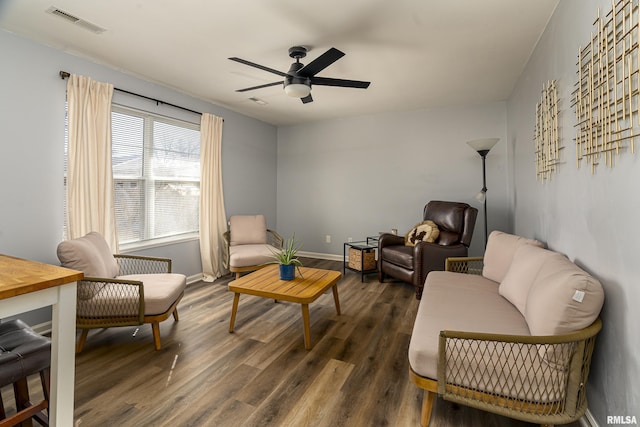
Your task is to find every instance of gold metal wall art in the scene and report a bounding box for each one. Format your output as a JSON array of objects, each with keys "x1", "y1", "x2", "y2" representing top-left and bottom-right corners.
[
  {"x1": 535, "y1": 80, "x2": 561, "y2": 182},
  {"x1": 573, "y1": 0, "x2": 639, "y2": 173}
]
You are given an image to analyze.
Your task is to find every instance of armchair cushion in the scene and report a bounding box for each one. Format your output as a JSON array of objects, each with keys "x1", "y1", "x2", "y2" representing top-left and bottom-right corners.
[
  {"x1": 229, "y1": 215, "x2": 267, "y2": 246},
  {"x1": 405, "y1": 220, "x2": 439, "y2": 246},
  {"x1": 229, "y1": 244, "x2": 278, "y2": 268},
  {"x1": 118, "y1": 273, "x2": 187, "y2": 316},
  {"x1": 57, "y1": 232, "x2": 119, "y2": 278},
  {"x1": 482, "y1": 231, "x2": 543, "y2": 283}
]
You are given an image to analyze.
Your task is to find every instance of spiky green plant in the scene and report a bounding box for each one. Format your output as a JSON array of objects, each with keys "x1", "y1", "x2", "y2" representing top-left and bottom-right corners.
[{"x1": 266, "y1": 233, "x2": 303, "y2": 277}]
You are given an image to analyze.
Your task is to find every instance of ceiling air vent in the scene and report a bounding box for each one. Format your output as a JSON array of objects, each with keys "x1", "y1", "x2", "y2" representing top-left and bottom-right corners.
[
  {"x1": 45, "y1": 6, "x2": 106, "y2": 34},
  {"x1": 249, "y1": 97, "x2": 268, "y2": 105}
]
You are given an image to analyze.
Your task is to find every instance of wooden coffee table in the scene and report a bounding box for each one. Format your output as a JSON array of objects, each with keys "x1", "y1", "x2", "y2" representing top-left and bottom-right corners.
[{"x1": 228, "y1": 264, "x2": 342, "y2": 350}]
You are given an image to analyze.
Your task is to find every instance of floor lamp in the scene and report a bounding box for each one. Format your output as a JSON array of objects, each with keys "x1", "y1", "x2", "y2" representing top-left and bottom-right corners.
[{"x1": 466, "y1": 138, "x2": 499, "y2": 247}]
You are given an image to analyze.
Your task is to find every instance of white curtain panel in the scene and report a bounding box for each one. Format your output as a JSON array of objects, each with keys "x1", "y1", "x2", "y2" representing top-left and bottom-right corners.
[
  {"x1": 66, "y1": 74, "x2": 118, "y2": 252},
  {"x1": 199, "y1": 113, "x2": 227, "y2": 281}
]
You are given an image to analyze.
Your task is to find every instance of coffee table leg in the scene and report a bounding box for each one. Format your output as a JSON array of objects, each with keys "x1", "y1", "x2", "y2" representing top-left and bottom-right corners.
[
  {"x1": 229, "y1": 293, "x2": 240, "y2": 333},
  {"x1": 332, "y1": 285, "x2": 341, "y2": 315},
  {"x1": 301, "y1": 304, "x2": 311, "y2": 350}
]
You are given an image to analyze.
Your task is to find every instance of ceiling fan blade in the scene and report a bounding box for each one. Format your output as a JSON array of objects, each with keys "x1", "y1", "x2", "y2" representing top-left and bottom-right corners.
[
  {"x1": 228, "y1": 57, "x2": 287, "y2": 77},
  {"x1": 236, "y1": 81, "x2": 282, "y2": 93},
  {"x1": 298, "y1": 48, "x2": 345, "y2": 77},
  {"x1": 301, "y1": 94, "x2": 314, "y2": 104},
  {"x1": 310, "y1": 76, "x2": 371, "y2": 89}
]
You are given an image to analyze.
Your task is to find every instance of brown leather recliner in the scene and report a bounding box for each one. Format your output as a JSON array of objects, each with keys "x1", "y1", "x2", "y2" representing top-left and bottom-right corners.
[{"x1": 378, "y1": 201, "x2": 478, "y2": 299}]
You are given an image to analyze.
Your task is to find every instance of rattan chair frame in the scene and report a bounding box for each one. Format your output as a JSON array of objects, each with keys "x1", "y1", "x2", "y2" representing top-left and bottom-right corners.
[
  {"x1": 75, "y1": 254, "x2": 183, "y2": 352},
  {"x1": 410, "y1": 256, "x2": 602, "y2": 427}
]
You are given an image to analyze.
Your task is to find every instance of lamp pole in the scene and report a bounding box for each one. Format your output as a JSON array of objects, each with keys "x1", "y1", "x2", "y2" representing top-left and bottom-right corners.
[
  {"x1": 466, "y1": 138, "x2": 499, "y2": 248},
  {"x1": 478, "y1": 149, "x2": 489, "y2": 246}
]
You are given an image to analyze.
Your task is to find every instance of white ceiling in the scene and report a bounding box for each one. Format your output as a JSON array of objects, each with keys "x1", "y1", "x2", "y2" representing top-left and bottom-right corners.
[{"x1": 0, "y1": 0, "x2": 559, "y2": 126}]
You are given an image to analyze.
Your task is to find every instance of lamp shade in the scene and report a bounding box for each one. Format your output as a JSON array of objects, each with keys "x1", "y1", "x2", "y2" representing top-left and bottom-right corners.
[
  {"x1": 284, "y1": 83, "x2": 311, "y2": 98},
  {"x1": 466, "y1": 138, "x2": 500, "y2": 153}
]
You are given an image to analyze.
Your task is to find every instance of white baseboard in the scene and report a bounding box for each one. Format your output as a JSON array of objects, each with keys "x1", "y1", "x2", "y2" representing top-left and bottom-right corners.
[
  {"x1": 299, "y1": 251, "x2": 343, "y2": 262},
  {"x1": 581, "y1": 410, "x2": 600, "y2": 427},
  {"x1": 187, "y1": 273, "x2": 204, "y2": 284},
  {"x1": 32, "y1": 321, "x2": 52, "y2": 336}
]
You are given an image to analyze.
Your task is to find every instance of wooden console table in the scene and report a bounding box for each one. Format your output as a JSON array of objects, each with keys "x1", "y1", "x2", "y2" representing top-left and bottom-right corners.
[{"x1": 0, "y1": 254, "x2": 82, "y2": 426}]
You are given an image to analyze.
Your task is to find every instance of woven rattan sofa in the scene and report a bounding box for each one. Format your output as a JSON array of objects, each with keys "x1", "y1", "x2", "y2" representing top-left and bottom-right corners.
[{"x1": 408, "y1": 231, "x2": 604, "y2": 427}]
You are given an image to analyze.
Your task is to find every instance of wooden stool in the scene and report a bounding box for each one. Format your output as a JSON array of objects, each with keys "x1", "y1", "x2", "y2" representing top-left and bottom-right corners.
[{"x1": 0, "y1": 320, "x2": 51, "y2": 427}]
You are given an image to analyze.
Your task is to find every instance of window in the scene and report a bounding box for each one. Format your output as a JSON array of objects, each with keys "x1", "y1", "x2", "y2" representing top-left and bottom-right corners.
[{"x1": 112, "y1": 106, "x2": 201, "y2": 247}]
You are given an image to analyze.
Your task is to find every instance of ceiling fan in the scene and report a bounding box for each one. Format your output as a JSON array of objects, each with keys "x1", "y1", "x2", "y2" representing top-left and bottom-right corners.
[{"x1": 229, "y1": 46, "x2": 371, "y2": 104}]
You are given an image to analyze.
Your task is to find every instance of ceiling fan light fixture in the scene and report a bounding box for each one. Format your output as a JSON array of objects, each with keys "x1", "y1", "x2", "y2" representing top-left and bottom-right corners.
[{"x1": 284, "y1": 83, "x2": 311, "y2": 98}]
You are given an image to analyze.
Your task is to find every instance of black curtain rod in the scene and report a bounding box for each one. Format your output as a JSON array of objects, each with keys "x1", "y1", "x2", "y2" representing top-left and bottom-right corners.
[{"x1": 59, "y1": 70, "x2": 203, "y2": 116}]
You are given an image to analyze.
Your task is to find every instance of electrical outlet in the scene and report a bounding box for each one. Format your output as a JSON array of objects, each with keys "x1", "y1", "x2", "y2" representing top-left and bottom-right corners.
[
  {"x1": 325, "y1": 235, "x2": 331, "y2": 243},
  {"x1": 347, "y1": 237, "x2": 353, "y2": 242}
]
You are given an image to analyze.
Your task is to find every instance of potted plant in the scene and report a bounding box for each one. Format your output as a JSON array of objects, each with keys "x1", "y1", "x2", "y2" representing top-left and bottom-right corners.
[{"x1": 268, "y1": 234, "x2": 303, "y2": 280}]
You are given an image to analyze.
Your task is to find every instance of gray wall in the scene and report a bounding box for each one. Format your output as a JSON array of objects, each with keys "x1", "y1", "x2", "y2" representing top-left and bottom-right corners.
[
  {"x1": 0, "y1": 30, "x2": 277, "y2": 322},
  {"x1": 277, "y1": 103, "x2": 510, "y2": 258},
  {"x1": 508, "y1": 0, "x2": 639, "y2": 423}
]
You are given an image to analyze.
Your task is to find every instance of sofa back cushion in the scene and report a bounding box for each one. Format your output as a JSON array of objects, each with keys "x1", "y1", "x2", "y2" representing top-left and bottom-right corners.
[
  {"x1": 482, "y1": 231, "x2": 544, "y2": 283},
  {"x1": 498, "y1": 244, "x2": 556, "y2": 315},
  {"x1": 229, "y1": 215, "x2": 267, "y2": 246},
  {"x1": 57, "y1": 231, "x2": 119, "y2": 278},
  {"x1": 525, "y1": 253, "x2": 604, "y2": 335}
]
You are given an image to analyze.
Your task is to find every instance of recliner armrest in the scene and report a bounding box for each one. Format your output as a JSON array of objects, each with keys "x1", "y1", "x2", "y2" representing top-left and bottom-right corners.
[
  {"x1": 378, "y1": 232, "x2": 405, "y2": 249},
  {"x1": 414, "y1": 242, "x2": 469, "y2": 282}
]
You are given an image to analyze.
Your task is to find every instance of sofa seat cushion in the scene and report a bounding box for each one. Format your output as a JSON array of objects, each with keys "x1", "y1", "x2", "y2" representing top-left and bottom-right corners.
[
  {"x1": 409, "y1": 271, "x2": 530, "y2": 381},
  {"x1": 229, "y1": 244, "x2": 278, "y2": 268},
  {"x1": 380, "y1": 245, "x2": 414, "y2": 269}
]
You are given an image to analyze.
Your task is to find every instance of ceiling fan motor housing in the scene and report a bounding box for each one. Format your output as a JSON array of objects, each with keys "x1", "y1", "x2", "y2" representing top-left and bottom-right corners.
[
  {"x1": 288, "y1": 46, "x2": 308, "y2": 60},
  {"x1": 284, "y1": 75, "x2": 311, "y2": 88}
]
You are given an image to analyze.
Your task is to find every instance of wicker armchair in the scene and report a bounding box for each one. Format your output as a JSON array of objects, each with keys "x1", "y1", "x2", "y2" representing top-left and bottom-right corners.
[
  {"x1": 410, "y1": 256, "x2": 602, "y2": 427},
  {"x1": 57, "y1": 232, "x2": 186, "y2": 352},
  {"x1": 223, "y1": 215, "x2": 283, "y2": 279}
]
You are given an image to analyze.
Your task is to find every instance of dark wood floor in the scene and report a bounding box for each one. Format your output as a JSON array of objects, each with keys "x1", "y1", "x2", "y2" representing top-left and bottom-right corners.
[{"x1": 4, "y1": 258, "x2": 583, "y2": 426}]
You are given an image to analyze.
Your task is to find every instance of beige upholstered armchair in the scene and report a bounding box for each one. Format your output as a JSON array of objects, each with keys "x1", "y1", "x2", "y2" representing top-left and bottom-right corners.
[
  {"x1": 223, "y1": 214, "x2": 283, "y2": 279},
  {"x1": 57, "y1": 232, "x2": 186, "y2": 352}
]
